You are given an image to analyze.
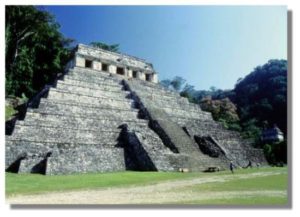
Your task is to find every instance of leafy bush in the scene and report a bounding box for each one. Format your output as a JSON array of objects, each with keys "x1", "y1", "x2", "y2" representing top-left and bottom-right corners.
[{"x1": 263, "y1": 141, "x2": 287, "y2": 165}]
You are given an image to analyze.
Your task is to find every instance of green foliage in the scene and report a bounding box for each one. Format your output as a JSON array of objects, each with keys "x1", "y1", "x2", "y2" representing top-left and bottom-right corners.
[
  {"x1": 161, "y1": 77, "x2": 198, "y2": 102},
  {"x1": 160, "y1": 79, "x2": 172, "y2": 89},
  {"x1": 5, "y1": 105, "x2": 17, "y2": 121},
  {"x1": 90, "y1": 42, "x2": 120, "y2": 52},
  {"x1": 263, "y1": 141, "x2": 287, "y2": 165},
  {"x1": 160, "y1": 76, "x2": 187, "y2": 92},
  {"x1": 200, "y1": 97, "x2": 241, "y2": 131},
  {"x1": 171, "y1": 76, "x2": 186, "y2": 91},
  {"x1": 234, "y1": 59, "x2": 287, "y2": 136},
  {"x1": 180, "y1": 84, "x2": 197, "y2": 103},
  {"x1": 240, "y1": 118, "x2": 262, "y2": 141},
  {"x1": 5, "y1": 6, "x2": 73, "y2": 98}
]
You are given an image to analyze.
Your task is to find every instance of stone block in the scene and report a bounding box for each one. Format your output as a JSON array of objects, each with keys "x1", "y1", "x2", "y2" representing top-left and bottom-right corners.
[
  {"x1": 75, "y1": 56, "x2": 85, "y2": 68},
  {"x1": 92, "y1": 60, "x2": 102, "y2": 71},
  {"x1": 109, "y1": 65, "x2": 117, "y2": 74}
]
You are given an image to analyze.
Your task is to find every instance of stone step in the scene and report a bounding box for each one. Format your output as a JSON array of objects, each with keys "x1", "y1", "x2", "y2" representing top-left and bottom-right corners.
[
  {"x1": 39, "y1": 97, "x2": 134, "y2": 112},
  {"x1": 129, "y1": 83, "x2": 181, "y2": 99},
  {"x1": 64, "y1": 72, "x2": 122, "y2": 87},
  {"x1": 62, "y1": 77, "x2": 123, "y2": 92},
  {"x1": 56, "y1": 80, "x2": 129, "y2": 99},
  {"x1": 170, "y1": 115, "x2": 214, "y2": 124},
  {"x1": 178, "y1": 121, "x2": 224, "y2": 131},
  {"x1": 133, "y1": 90, "x2": 181, "y2": 102},
  {"x1": 24, "y1": 110, "x2": 147, "y2": 125},
  {"x1": 162, "y1": 107, "x2": 212, "y2": 120},
  {"x1": 128, "y1": 81, "x2": 209, "y2": 113},
  {"x1": 47, "y1": 89, "x2": 134, "y2": 109},
  {"x1": 19, "y1": 112, "x2": 148, "y2": 131},
  {"x1": 11, "y1": 125, "x2": 121, "y2": 145},
  {"x1": 70, "y1": 68, "x2": 122, "y2": 82},
  {"x1": 215, "y1": 138, "x2": 253, "y2": 150},
  {"x1": 35, "y1": 99, "x2": 138, "y2": 120},
  {"x1": 183, "y1": 125, "x2": 241, "y2": 139},
  {"x1": 46, "y1": 147, "x2": 126, "y2": 175},
  {"x1": 168, "y1": 112, "x2": 213, "y2": 122},
  {"x1": 129, "y1": 130, "x2": 177, "y2": 171},
  {"x1": 67, "y1": 72, "x2": 120, "y2": 85},
  {"x1": 5, "y1": 138, "x2": 118, "y2": 152},
  {"x1": 129, "y1": 80, "x2": 179, "y2": 97},
  {"x1": 5, "y1": 139, "x2": 125, "y2": 173},
  {"x1": 63, "y1": 74, "x2": 121, "y2": 88},
  {"x1": 149, "y1": 101, "x2": 205, "y2": 114},
  {"x1": 142, "y1": 100, "x2": 189, "y2": 111},
  {"x1": 175, "y1": 117, "x2": 222, "y2": 126},
  {"x1": 164, "y1": 101, "x2": 204, "y2": 113}
]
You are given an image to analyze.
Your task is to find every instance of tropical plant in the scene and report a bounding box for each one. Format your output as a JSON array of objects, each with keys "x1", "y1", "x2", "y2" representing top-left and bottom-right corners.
[{"x1": 89, "y1": 42, "x2": 120, "y2": 52}]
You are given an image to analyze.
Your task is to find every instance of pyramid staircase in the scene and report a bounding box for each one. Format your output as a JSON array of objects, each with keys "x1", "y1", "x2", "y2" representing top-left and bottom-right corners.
[
  {"x1": 125, "y1": 79, "x2": 267, "y2": 168},
  {"x1": 6, "y1": 66, "x2": 267, "y2": 175}
]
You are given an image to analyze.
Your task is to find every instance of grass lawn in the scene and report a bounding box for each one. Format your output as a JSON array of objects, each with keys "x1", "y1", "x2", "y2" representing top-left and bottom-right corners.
[
  {"x1": 176, "y1": 168, "x2": 288, "y2": 205},
  {"x1": 6, "y1": 167, "x2": 288, "y2": 205},
  {"x1": 6, "y1": 170, "x2": 200, "y2": 196}
]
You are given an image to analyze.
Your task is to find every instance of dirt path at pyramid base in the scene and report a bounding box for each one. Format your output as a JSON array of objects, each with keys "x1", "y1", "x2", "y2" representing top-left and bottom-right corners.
[{"x1": 7, "y1": 171, "x2": 287, "y2": 205}]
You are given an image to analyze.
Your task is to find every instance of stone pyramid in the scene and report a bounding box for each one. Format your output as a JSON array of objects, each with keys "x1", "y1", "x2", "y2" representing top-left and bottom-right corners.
[{"x1": 5, "y1": 44, "x2": 267, "y2": 175}]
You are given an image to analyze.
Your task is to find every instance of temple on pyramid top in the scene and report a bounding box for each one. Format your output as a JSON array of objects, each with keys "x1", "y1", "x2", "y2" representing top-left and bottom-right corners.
[{"x1": 66, "y1": 44, "x2": 158, "y2": 83}]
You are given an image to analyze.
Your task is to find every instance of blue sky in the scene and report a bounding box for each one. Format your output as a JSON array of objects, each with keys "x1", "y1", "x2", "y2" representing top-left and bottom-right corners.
[{"x1": 44, "y1": 6, "x2": 287, "y2": 90}]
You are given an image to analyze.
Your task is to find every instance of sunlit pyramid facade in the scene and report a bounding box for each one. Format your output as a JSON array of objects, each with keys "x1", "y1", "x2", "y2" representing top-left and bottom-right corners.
[{"x1": 6, "y1": 44, "x2": 267, "y2": 175}]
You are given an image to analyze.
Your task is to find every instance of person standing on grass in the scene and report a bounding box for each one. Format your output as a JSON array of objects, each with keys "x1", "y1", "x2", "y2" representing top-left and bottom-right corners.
[{"x1": 230, "y1": 161, "x2": 234, "y2": 174}]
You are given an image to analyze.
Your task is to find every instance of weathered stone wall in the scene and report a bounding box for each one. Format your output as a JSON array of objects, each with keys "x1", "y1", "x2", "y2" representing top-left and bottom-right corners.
[
  {"x1": 7, "y1": 139, "x2": 126, "y2": 175},
  {"x1": 75, "y1": 56, "x2": 85, "y2": 68},
  {"x1": 72, "y1": 44, "x2": 158, "y2": 83},
  {"x1": 77, "y1": 44, "x2": 154, "y2": 72}
]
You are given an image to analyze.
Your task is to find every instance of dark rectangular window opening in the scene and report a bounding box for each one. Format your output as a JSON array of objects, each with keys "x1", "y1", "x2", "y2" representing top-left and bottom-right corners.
[
  {"x1": 145, "y1": 74, "x2": 152, "y2": 81},
  {"x1": 85, "y1": 59, "x2": 92, "y2": 68},
  {"x1": 132, "y1": 71, "x2": 137, "y2": 78},
  {"x1": 102, "y1": 63, "x2": 108, "y2": 72},
  {"x1": 117, "y1": 67, "x2": 125, "y2": 75}
]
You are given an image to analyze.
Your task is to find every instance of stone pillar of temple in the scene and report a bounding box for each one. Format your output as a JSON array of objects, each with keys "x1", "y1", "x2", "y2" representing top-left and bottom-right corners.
[
  {"x1": 75, "y1": 56, "x2": 85, "y2": 67},
  {"x1": 127, "y1": 69, "x2": 133, "y2": 78},
  {"x1": 109, "y1": 65, "x2": 117, "y2": 74},
  {"x1": 139, "y1": 71, "x2": 146, "y2": 81},
  {"x1": 92, "y1": 60, "x2": 102, "y2": 71},
  {"x1": 152, "y1": 73, "x2": 158, "y2": 83}
]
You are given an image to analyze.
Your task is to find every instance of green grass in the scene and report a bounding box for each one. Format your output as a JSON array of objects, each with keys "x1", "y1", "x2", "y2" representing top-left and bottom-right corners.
[
  {"x1": 174, "y1": 167, "x2": 288, "y2": 205},
  {"x1": 6, "y1": 171, "x2": 200, "y2": 196},
  {"x1": 188, "y1": 174, "x2": 287, "y2": 192},
  {"x1": 181, "y1": 196, "x2": 288, "y2": 205},
  {"x1": 6, "y1": 167, "x2": 288, "y2": 205},
  {"x1": 5, "y1": 104, "x2": 17, "y2": 121}
]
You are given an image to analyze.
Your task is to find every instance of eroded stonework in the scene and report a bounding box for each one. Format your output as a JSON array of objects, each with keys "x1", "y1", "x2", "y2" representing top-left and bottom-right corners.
[{"x1": 5, "y1": 44, "x2": 267, "y2": 175}]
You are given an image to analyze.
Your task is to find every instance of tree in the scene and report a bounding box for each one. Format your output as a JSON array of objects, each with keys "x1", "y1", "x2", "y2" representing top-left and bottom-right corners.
[
  {"x1": 170, "y1": 76, "x2": 186, "y2": 92},
  {"x1": 160, "y1": 76, "x2": 187, "y2": 92},
  {"x1": 199, "y1": 97, "x2": 241, "y2": 131},
  {"x1": 180, "y1": 84, "x2": 197, "y2": 103},
  {"x1": 89, "y1": 42, "x2": 120, "y2": 52},
  {"x1": 234, "y1": 59, "x2": 287, "y2": 135},
  {"x1": 5, "y1": 6, "x2": 73, "y2": 98},
  {"x1": 160, "y1": 79, "x2": 172, "y2": 89}
]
